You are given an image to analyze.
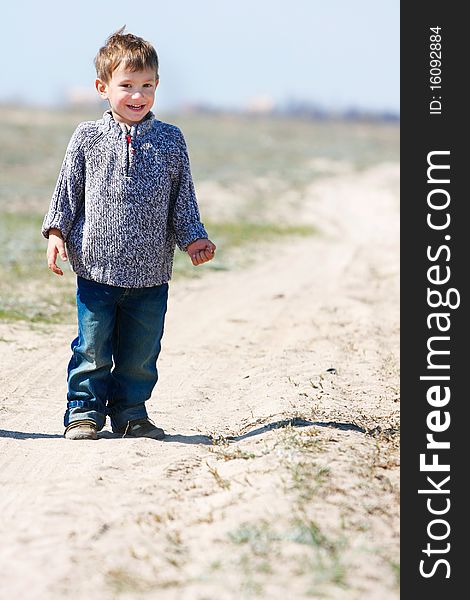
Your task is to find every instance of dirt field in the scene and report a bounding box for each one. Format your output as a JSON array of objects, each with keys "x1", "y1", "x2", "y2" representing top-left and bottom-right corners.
[{"x1": 0, "y1": 161, "x2": 399, "y2": 599}]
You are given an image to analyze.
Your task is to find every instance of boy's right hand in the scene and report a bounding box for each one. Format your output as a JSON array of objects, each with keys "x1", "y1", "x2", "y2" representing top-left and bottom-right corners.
[{"x1": 47, "y1": 228, "x2": 68, "y2": 276}]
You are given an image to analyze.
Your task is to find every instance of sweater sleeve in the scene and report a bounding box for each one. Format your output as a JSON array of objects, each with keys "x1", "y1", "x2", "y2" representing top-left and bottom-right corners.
[
  {"x1": 171, "y1": 130, "x2": 208, "y2": 251},
  {"x1": 42, "y1": 124, "x2": 86, "y2": 240}
]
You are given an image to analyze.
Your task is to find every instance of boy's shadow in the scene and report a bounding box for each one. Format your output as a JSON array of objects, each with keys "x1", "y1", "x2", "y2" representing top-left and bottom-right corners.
[
  {"x1": 161, "y1": 417, "x2": 365, "y2": 444},
  {"x1": 98, "y1": 431, "x2": 213, "y2": 444},
  {"x1": 1, "y1": 418, "x2": 366, "y2": 443},
  {"x1": 0, "y1": 429, "x2": 63, "y2": 439}
]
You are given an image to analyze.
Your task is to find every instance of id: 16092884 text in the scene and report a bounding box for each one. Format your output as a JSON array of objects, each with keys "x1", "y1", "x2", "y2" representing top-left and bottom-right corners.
[{"x1": 429, "y1": 26, "x2": 442, "y2": 115}]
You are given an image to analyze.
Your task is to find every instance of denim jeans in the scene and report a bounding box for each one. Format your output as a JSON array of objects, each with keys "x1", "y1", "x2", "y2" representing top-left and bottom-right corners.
[{"x1": 65, "y1": 276, "x2": 168, "y2": 431}]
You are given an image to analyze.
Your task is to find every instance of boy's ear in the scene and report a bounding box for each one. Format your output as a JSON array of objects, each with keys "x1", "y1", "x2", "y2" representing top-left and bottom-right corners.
[{"x1": 95, "y1": 79, "x2": 108, "y2": 99}]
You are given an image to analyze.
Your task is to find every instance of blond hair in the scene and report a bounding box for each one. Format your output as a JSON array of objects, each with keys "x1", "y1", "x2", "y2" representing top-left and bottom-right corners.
[{"x1": 94, "y1": 26, "x2": 159, "y2": 83}]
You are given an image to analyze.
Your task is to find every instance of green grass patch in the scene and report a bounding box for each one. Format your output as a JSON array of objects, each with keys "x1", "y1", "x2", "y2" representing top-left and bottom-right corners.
[
  {"x1": 208, "y1": 221, "x2": 315, "y2": 246},
  {"x1": 0, "y1": 211, "x2": 76, "y2": 323},
  {"x1": 390, "y1": 560, "x2": 400, "y2": 588},
  {"x1": 172, "y1": 220, "x2": 316, "y2": 277},
  {"x1": 106, "y1": 568, "x2": 154, "y2": 595},
  {"x1": 228, "y1": 519, "x2": 347, "y2": 594}
]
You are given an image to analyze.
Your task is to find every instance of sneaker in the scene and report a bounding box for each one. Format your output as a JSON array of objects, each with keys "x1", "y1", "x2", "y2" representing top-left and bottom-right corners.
[
  {"x1": 118, "y1": 418, "x2": 165, "y2": 440},
  {"x1": 64, "y1": 419, "x2": 98, "y2": 440}
]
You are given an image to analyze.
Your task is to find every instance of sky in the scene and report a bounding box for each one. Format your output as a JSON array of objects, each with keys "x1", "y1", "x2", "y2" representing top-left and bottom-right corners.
[{"x1": 3, "y1": 0, "x2": 399, "y2": 113}]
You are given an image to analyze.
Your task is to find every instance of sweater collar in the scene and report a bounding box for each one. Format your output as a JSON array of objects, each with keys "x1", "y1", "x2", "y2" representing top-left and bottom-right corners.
[{"x1": 102, "y1": 109, "x2": 156, "y2": 136}]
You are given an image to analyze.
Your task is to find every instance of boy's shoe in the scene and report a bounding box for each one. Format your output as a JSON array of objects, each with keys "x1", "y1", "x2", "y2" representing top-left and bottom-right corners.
[
  {"x1": 117, "y1": 418, "x2": 165, "y2": 440},
  {"x1": 64, "y1": 419, "x2": 98, "y2": 440}
]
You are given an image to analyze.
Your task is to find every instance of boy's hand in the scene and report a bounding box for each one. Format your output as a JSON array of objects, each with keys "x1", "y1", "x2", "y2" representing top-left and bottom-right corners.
[
  {"x1": 187, "y1": 238, "x2": 216, "y2": 266},
  {"x1": 47, "y1": 228, "x2": 68, "y2": 276}
]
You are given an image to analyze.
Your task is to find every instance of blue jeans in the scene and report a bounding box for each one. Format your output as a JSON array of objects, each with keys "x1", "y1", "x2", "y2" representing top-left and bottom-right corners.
[{"x1": 65, "y1": 276, "x2": 168, "y2": 431}]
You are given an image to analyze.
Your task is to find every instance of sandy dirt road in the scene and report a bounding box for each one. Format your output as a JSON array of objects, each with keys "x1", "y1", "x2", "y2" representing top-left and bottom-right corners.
[{"x1": 0, "y1": 164, "x2": 399, "y2": 600}]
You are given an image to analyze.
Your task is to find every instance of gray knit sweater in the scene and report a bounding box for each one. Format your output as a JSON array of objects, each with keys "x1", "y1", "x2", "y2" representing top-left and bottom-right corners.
[{"x1": 42, "y1": 110, "x2": 208, "y2": 287}]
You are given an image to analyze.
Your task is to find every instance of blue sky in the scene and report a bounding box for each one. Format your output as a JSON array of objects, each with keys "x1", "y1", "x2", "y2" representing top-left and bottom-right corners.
[{"x1": 4, "y1": 0, "x2": 399, "y2": 112}]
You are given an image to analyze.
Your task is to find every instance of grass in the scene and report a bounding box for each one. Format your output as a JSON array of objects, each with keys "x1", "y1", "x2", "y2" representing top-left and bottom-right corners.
[
  {"x1": 216, "y1": 422, "x2": 349, "y2": 596},
  {"x1": 0, "y1": 212, "x2": 76, "y2": 323},
  {"x1": 389, "y1": 560, "x2": 400, "y2": 588},
  {"x1": 172, "y1": 221, "x2": 316, "y2": 277},
  {"x1": 106, "y1": 568, "x2": 153, "y2": 595},
  {"x1": 172, "y1": 112, "x2": 399, "y2": 184},
  {"x1": 228, "y1": 518, "x2": 347, "y2": 595},
  {"x1": 209, "y1": 446, "x2": 257, "y2": 461},
  {"x1": 206, "y1": 461, "x2": 231, "y2": 490}
]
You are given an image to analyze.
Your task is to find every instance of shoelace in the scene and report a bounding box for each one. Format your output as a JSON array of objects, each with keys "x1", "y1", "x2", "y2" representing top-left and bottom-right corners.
[{"x1": 122, "y1": 420, "x2": 132, "y2": 438}]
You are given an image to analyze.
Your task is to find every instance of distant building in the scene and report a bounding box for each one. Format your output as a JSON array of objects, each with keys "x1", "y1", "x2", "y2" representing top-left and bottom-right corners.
[
  {"x1": 65, "y1": 86, "x2": 101, "y2": 107},
  {"x1": 246, "y1": 95, "x2": 275, "y2": 114}
]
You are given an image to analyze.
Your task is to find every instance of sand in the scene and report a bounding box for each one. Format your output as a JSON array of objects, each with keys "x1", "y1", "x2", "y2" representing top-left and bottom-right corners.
[{"x1": 0, "y1": 163, "x2": 399, "y2": 599}]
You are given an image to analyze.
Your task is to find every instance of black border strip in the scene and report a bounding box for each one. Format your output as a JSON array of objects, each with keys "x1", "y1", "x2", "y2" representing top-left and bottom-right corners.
[{"x1": 401, "y1": 3, "x2": 466, "y2": 596}]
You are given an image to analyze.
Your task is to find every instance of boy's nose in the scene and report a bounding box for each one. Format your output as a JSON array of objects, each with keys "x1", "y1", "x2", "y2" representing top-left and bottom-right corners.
[{"x1": 131, "y1": 91, "x2": 144, "y2": 99}]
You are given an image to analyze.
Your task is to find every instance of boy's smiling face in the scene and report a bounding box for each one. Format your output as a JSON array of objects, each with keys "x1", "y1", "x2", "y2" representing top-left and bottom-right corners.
[{"x1": 96, "y1": 63, "x2": 158, "y2": 125}]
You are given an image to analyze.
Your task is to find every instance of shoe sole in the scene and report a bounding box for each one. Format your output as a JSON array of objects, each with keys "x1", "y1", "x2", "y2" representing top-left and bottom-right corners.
[
  {"x1": 64, "y1": 426, "x2": 98, "y2": 440},
  {"x1": 65, "y1": 433, "x2": 97, "y2": 440}
]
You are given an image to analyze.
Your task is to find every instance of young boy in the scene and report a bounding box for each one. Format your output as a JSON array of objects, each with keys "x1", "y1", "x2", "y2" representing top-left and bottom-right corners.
[{"x1": 42, "y1": 28, "x2": 216, "y2": 440}]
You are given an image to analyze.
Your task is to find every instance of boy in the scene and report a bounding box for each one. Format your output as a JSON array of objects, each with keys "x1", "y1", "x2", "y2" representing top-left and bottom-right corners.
[{"x1": 42, "y1": 28, "x2": 216, "y2": 440}]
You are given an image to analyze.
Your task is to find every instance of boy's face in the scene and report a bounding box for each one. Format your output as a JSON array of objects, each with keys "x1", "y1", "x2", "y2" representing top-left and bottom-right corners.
[{"x1": 96, "y1": 63, "x2": 158, "y2": 125}]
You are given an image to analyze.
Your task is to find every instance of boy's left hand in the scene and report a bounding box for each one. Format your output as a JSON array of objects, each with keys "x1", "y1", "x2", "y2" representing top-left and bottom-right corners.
[{"x1": 187, "y1": 239, "x2": 216, "y2": 266}]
